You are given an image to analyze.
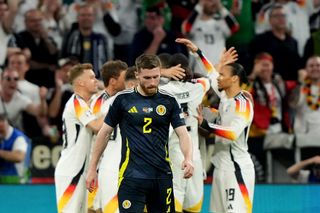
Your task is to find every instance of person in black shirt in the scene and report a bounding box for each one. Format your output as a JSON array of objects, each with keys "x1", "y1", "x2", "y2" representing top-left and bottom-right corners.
[{"x1": 86, "y1": 54, "x2": 193, "y2": 213}]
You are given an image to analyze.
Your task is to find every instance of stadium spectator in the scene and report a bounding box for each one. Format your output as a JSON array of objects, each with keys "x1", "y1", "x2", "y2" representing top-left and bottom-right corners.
[
  {"x1": 9, "y1": 9, "x2": 58, "y2": 88},
  {"x1": 0, "y1": 69, "x2": 47, "y2": 131},
  {"x1": 47, "y1": 57, "x2": 78, "y2": 139},
  {"x1": 181, "y1": 0, "x2": 239, "y2": 75},
  {"x1": 249, "y1": 4, "x2": 302, "y2": 81},
  {"x1": 247, "y1": 52, "x2": 294, "y2": 182},
  {"x1": 129, "y1": 6, "x2": 184, "y2": 65},
  {"x1": 60, "y1": 4, "x2": 108, "y2": 79},
  {"x1": 0, "y1": 0, "x2": 19, "y2": 67},
  {"x1": 289, "y1": 55, "x2": 320, "y2": 157},
  {"x1": 0, "y1": 113, "x2": 31, "y2": 184}
]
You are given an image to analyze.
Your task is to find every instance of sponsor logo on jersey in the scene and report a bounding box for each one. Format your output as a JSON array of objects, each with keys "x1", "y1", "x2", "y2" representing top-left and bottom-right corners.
[
  {"x1": 156, "y1": 105, "x2": 166, "y2": 116},
  {"x1": 122, "y1": 200, "x2": 131, "y2": 209},
  {"x1": 128, "y1": 106, "x2": 138, "y2": 113},
  {"x1": 143, "y1": 107, "x2": 153, "y2": 113}
]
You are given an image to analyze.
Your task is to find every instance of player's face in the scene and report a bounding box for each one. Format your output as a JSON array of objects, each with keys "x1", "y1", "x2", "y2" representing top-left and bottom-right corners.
[
  {"x1": 137, "y1": 67, "x2": 161, "y2": 95},
  {"x1": 217, "y1": 65, "x2": 235, "y2": 90},
  {"x1": 306, "y1": 57, "x2": 320, "y2": 82},
  {"x1": 81, "y1": 69, "x2": 99, "y2": 94}
]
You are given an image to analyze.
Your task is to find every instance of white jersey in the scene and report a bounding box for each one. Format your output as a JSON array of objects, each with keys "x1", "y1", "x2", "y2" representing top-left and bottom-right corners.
[
  {"x1": 160, "y1": 79, "x2": 210, "y2": 159},
  {"x1": 55, "y1": 94, "x2": 97, "y2": 176},
  {"x1": 196, "y1": 51, "x2": 254, "y2": 171},
  {"x1": 90, "y1": 91, "x2": 121, "y2": 170},
  {"x1": 210, "y1": 91, "x2": 254, "y2": 171}
]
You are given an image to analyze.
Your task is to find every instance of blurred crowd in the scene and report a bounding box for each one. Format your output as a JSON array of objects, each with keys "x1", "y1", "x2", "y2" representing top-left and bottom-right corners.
[{"x1": 0, "y1": 0, "x2": 320, "y2": 184}]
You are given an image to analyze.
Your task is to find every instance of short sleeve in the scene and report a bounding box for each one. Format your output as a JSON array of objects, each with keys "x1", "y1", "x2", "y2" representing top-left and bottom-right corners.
[
  {"x1": 104, "y1": 95, "x2": 122, "y2": 128},
  {"x1": 74, "y1": 96, "x2": 97, "y2": 126},
  {"x1": 12, "y1": 136, "x2": 28, "y2": 153},
  {"x1": 170, "y1": 97, "x2": 185, "y2": 129}
]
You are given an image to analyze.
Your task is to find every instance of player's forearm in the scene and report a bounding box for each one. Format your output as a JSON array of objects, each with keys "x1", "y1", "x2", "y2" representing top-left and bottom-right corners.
[
  {"x1": 89, "y1": 131, "x2": 110, "y2": 171},
  {"x1": 195, "y1": 49, "x2": 217, "y2": 74},
  {"x1": 179, "y1": 133, "x2": 193, "y2": 161}
]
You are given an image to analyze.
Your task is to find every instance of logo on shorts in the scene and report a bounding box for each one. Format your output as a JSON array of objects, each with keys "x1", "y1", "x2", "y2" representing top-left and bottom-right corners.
[
  {"x1": 122, "y1": 200, "x2": 131, "y2": 209},
  {"x1": 156, "y1": 105, "x2": 166, "y2": 116}
]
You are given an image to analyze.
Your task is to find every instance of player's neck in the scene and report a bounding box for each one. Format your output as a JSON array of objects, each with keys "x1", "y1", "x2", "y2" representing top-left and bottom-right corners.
[
  {"x1": 105, "y1": 87, "x2": 117, "y2": 96},
  {"x1": 75, "y1": 90, "x2": 92, "y2": 104},
  {"x1": 225, "y1": 86, "x2": 241, "y2": 98}
]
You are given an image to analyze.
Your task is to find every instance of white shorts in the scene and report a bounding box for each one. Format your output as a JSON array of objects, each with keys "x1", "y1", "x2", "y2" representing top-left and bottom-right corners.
[
  {"x1": 170, "y1": 150, "x2": 204, "y2": 212},
  {"x1": 210, "y1": 167, "x2": 255, "y2": 213},
  {"x1": 98, "y1": 168, "x2": 119, "y2": 213},
  {"x1": 55, "y1": 174, "x2": 87, "y2": 213}
]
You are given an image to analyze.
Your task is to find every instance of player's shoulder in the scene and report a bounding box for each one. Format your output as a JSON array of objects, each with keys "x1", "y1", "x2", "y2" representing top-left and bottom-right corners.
[
  {"x1": 158, "y1": 88, "x2": 176, "y2": 99},
  {"x1": 115, "y1": 88, "x2": 135, "y2": 98},
  {"x1": 234, "y1": 92, "x2": 253, "y2": 112}
]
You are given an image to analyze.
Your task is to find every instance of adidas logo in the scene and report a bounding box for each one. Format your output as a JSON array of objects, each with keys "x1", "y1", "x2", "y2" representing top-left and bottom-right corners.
[{"x1": 128, "y1": 106, "x2": 138, "y2": 113}]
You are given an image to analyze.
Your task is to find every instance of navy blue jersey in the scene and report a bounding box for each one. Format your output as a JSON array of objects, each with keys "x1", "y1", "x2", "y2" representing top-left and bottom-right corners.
[{"x1": 104, "y1": 88, "x2": 185, "y2": 179}]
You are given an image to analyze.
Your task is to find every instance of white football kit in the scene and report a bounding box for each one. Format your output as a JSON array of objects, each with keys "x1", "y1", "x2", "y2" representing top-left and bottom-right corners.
[
  {"x1": 160, "y1": 78, "x2": 210, "y2": 212},
  {"x1": 90, "y1": 91, "x2": 121, "y2": 213},
  {"x1": 196, "y1": 51, "x2": 255, "y2": 213},
  {"x1": 54, "y1": 94, "x2": 97, "y2": 213}
]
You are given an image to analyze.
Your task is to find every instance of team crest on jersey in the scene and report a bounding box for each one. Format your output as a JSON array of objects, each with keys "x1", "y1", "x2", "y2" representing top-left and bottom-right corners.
[
  {"x1": 122, "y1": 200, "x2": 131, "y2": 209},
  {"x1": 143, "y1": 107, "x2": 153, "y2": 113},
  {"x1": 156, "y1": 105, "x2": 166, "y2": 116}
]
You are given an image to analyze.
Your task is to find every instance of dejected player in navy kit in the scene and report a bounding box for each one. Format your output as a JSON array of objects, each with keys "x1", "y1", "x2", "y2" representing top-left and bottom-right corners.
[{"x1": 86, "y1": 54, "x2": 194, "y2": 213}]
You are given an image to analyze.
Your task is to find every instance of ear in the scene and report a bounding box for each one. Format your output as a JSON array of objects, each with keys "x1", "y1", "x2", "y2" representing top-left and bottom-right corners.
[
  {"x1": 232, "y1": 75, "x2": 239, "y2": 83},
  {"x1": 135, "y1": 71, "x2": 139, "y2": 79},
  {"x1": 109, "y1": 78, "x2": 116, "y2": 85}
]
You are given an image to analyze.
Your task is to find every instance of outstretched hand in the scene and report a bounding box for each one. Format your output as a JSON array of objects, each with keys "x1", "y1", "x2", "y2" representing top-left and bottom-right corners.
[
  {"x1": 175, "y1": 38, "x2": 198, "y2": 53},
  {"x1": 217, "y1": 47, "x2": 238, "y2": 71},
  {"x1": 161, "y1": 64, "x2": 186, "y2": 80}
]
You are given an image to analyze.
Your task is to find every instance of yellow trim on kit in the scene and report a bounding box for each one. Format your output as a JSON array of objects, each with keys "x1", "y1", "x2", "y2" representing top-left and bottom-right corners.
[
  {"x1": 175, "y1": 199, "x2": 183, "y2": 212},
  {"x1": 118, "y1": 138, "x2": 130, "y2": 187},
  {"x1": 184, "y1": 198, "x2": 203, "y2": 212}
]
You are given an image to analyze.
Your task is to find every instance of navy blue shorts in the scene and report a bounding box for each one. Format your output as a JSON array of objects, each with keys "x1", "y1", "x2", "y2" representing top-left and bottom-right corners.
[{"x1": 118, "y1": 177, "x2": 175, "y2": 212}]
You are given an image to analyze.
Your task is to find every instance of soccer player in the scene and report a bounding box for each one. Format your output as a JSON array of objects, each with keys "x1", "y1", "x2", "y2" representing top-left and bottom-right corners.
[
  {"x1": 177, "y1": 38, "x2": 255, "y2": 213},
  {"x1": 86, "y1": 54, "x2": 194, "y2": 213},
  {"x1": 88, "y1": 60, "x2": 127, "y2": 213},
  {"x1": 54, "y1": 63, "x2": 104, "y2": 213},
  {"x1": 160, "y1": 53, "x2": 210, "y2": 213}
]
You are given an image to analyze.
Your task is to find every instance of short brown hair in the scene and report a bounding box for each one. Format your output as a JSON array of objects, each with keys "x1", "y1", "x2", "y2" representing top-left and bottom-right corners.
[
  {"x1": 125, "y1": 66, "x2": 137, "y2": 81},
  {"x1": 135, "y1": 54, "x2": 161, "y2": 72},
  {"x1": 69, "y1": 63, "x2": 93, "y2": 84},
  {"x1": 101, "y1": 60, "x2": 128, "y2": 87}
]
